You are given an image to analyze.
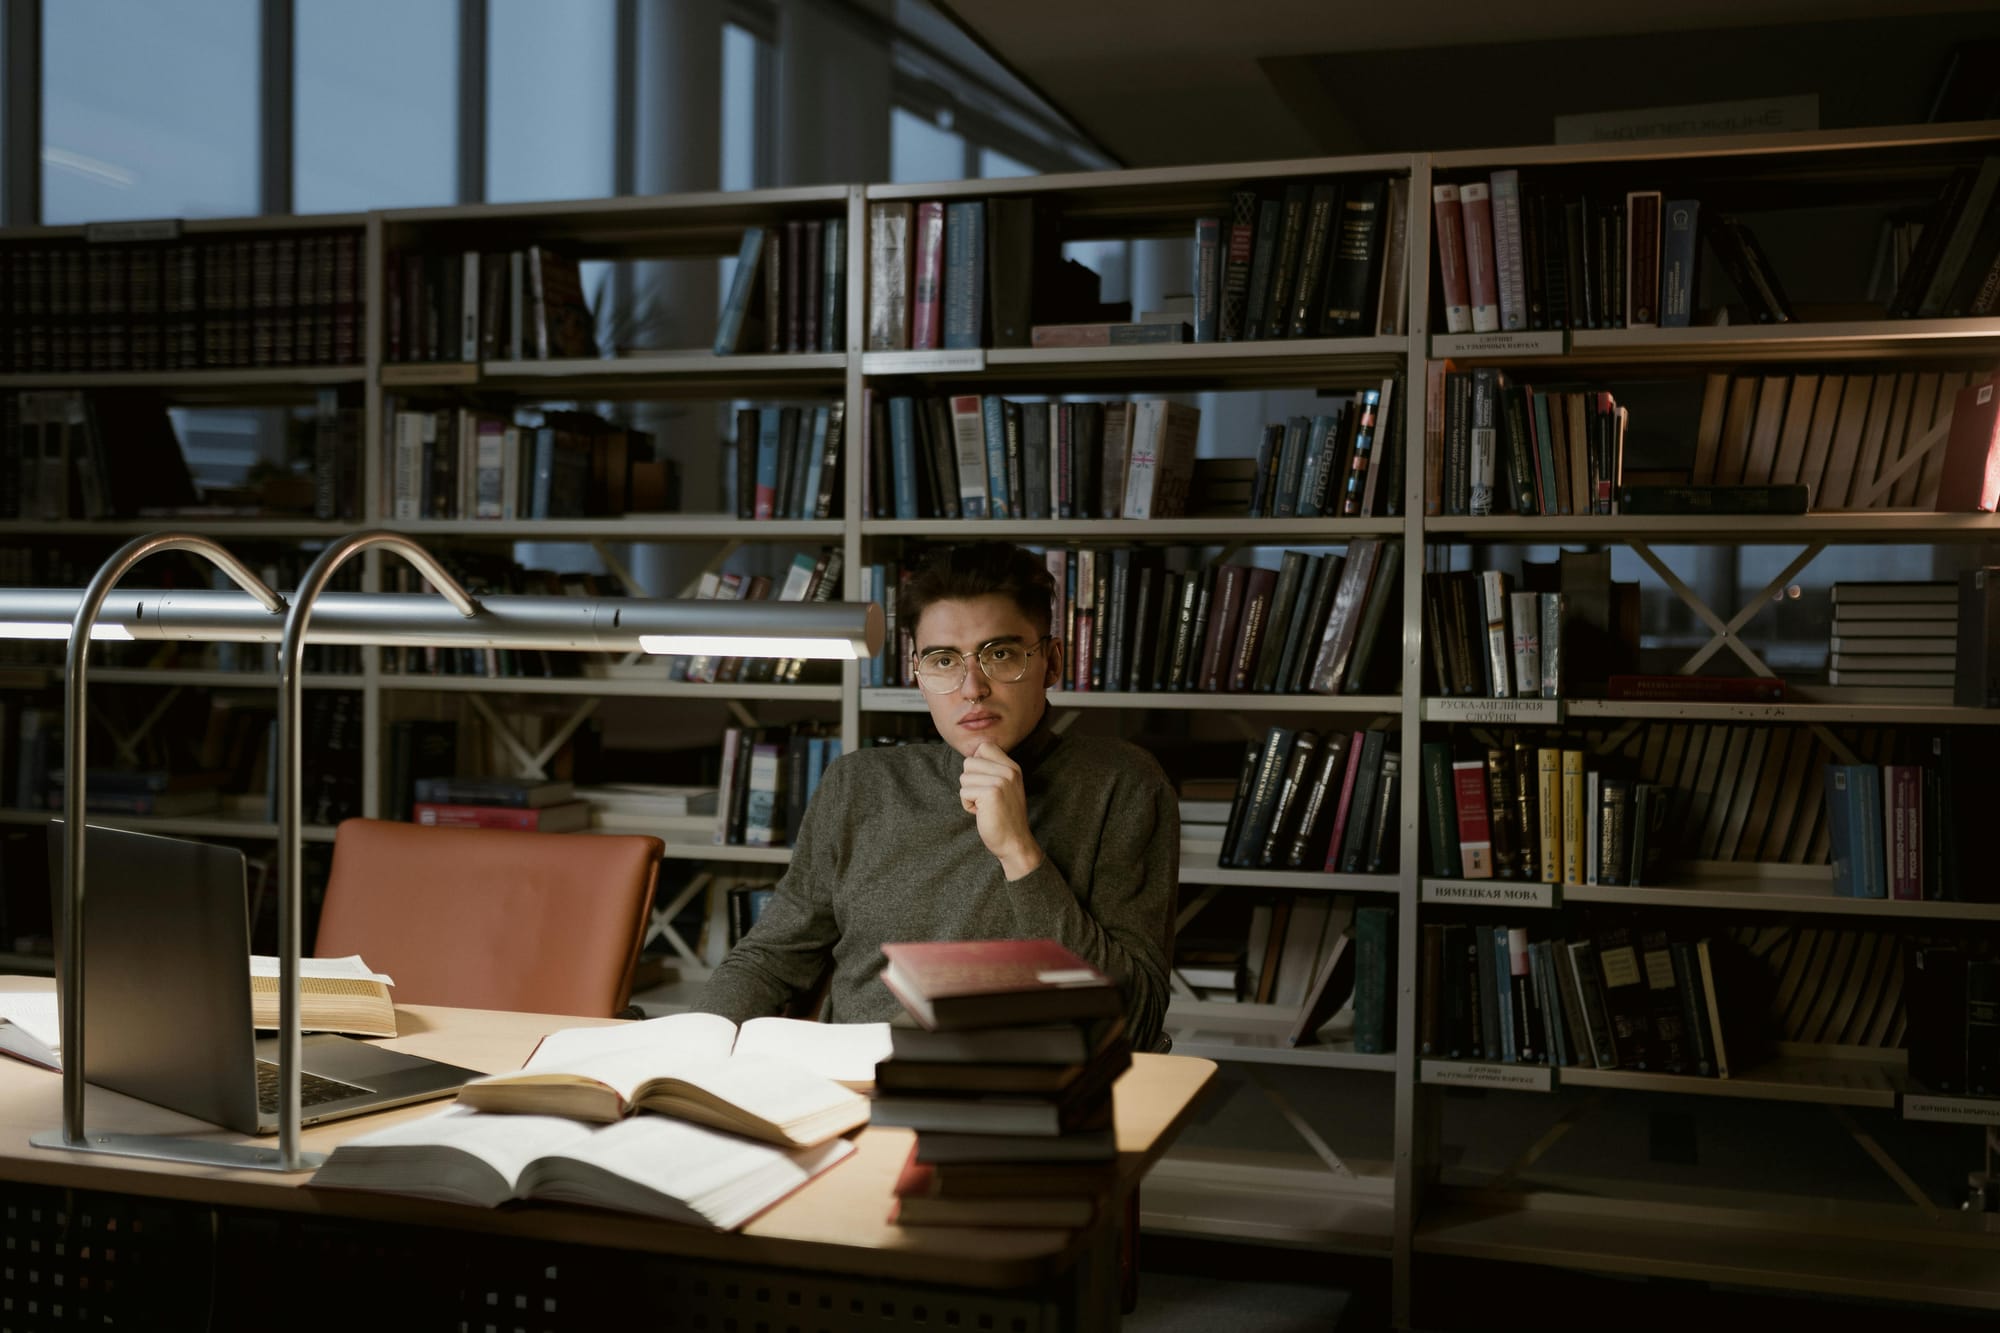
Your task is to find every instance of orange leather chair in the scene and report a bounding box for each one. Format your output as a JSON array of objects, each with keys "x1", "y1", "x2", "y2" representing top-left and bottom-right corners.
[{"x1": 313, "y1": 818, "x2": 664, "y2": 1018}]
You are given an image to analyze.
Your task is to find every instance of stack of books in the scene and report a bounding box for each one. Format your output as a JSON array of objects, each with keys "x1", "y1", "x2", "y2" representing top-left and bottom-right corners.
[
  {"x1": 47, "y1": 768, "x2": 221, "y2": 817},
  {"x1": 573, "y1": 783, "x2": 718, "y2": 840},
  {"x1": 1827, "y1": 581, "x2": 1958, "y2": 703},
  {"x1": 869, "y1": 939, "x2": 1132, "y2": 1229},
  {"x1": 410, "y1": 776, "x2": 590, "y2": 832}
]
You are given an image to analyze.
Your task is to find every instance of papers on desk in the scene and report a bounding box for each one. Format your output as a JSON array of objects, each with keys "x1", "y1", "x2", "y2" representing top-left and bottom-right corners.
[
  {"x1": 310, "y1": 1104, "x2": 853, "y2": 1230},
  {"x1": 456, "y1": 1012, "x2": 891, "y2": 1148},
  {"x1": 249, "y1": 954, "x2": 398, "y2": 1038},
  {"x1": 0, "y1": 993, "x2": 61, "y2": 1071}
]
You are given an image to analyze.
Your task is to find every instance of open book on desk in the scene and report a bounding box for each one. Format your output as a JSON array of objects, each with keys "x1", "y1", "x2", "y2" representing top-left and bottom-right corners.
[
  {"x1": 456, "y1": 1012, "x2": 890, "y2": 1148},
  {"x1": 0, "y1": 993, "x2": 61, "y2": 1072},
  {"x1": 311, "y1": 1105, "x2": 853, "y2": 1230},
  {"x1": 251, "y1": 955, "x2": 397, "y2": 1038}
]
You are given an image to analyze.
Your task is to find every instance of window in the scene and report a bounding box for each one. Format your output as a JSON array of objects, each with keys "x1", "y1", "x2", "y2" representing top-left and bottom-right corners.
[
  {"x1": 41, "y1": 0, "x2": 258, "y2": 224},
  {"x1": 721, "y1": 23, "x2": 763, "y2": 194},
  {"x1": 486, "y1": 0, "x2": 616, "y2": 204},
  {"x1": 978, "y1": 147, "x2": 1034, "y2": 179},
  {"x1": 891, "y1": 106, "x2": 964, "y2": 185},
  {"x1": 296, "y1": 0, "x2": 457, "y2": 213}
]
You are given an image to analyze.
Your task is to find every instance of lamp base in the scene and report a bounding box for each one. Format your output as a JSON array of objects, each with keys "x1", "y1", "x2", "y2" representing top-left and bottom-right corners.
[{"x1": 30, "y1": 1129, "x2": 326, "y2": 1173}]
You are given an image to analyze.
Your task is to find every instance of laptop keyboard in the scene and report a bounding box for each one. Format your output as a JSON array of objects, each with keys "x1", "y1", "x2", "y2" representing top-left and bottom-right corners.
[{"x1": 255, "y1": 1060, "x2": 372, "y2": 1114}]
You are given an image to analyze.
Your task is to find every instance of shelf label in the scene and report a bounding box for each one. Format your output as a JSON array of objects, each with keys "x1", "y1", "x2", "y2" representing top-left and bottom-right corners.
[
  {"x1": 1430, "y1": 331, "x2": 1566, "y2": 359},
  {"x1": 1902, "y1": 1094, "x2": 2000, "y2": 1126},
  {"x1": 862, "y1": 349, "x2": 986, "y2": 376},
  {"x1": 1426, "y1": 697, "x2": 1563, "y2": 725},
  {"x1": 86, "y1": 218, "x2": 183, "y2": 243},
  {"x1": 1423, "y1": 880, "x2": 1559, "y2": 908},
  {"x1": 1421, "y1": 1061, "x2": 1554, "y2": 1092}
]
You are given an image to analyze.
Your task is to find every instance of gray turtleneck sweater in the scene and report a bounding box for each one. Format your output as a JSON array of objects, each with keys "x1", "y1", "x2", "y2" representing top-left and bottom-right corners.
[{"x1": 692, "y1": 713, "x2": 1179, "y2": 1052}]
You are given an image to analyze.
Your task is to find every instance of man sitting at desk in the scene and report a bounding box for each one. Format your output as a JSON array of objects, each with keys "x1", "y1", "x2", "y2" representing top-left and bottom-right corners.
[{"x1": 695, "y1": 541, "x2": 1177, "y2": 1051}]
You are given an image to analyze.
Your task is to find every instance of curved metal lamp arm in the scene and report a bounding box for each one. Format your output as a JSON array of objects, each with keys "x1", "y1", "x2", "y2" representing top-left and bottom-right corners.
[
  {"x1": 60, "y1": 535, "x2": 286, "y2": 1147},
  {"x1": 272, "y1": 532, "x2": 478, "y2": 1168}
]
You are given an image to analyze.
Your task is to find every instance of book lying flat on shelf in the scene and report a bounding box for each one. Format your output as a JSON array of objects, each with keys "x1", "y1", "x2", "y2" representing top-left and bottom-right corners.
[
  {"x1": 310, "y1": 1105, "x2": 852, "y2": 1230},
  {"x1": 455, "y1": 1012, "x2": 888, "y2": 1147},
  {"x1": 252, "y1": 955, "x2": 398, "y2": 1039},
  {"x1": 878, "y1": 939, "x2": 1123, "y2": 1031}
]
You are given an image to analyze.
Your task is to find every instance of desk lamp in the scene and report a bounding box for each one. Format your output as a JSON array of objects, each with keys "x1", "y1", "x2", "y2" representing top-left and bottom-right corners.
[{"x1": 7, "y1": 530, "x2": 882, "y2": 1171}]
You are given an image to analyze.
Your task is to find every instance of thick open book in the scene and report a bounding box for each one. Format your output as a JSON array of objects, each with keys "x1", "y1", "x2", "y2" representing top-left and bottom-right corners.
[
  {"x1": 251, "y1": 955, "x2": 397, "y2": 1038},
  {"x1": 311, "y1": 1105, "x2": 852, "y2": 1229},
  {"x1": 456, "y1": 1012, "x2": 890, "y2": 1148}
]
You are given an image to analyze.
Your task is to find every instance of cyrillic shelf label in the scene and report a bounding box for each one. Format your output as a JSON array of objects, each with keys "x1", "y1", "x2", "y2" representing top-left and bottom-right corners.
[
  {"x1": 862, "y1": 349, "x2": 986, "y2": 375},
  {"x1": 1430, "y1": 330, "x2": 1566, "y2": 359},
  {"x1": 1421, "y1": 1061, "x2": 1555, "y2": 1092},
  {"x1": 1423, "y1": 880, "x2": 1559, "y2": 908},
  {"x1": 1426, "y1": 697, "x2": 1563, "y2": 725},
  {"x1": 1902, "y1": 1094, "x2": 2000, "y2": 1125},
  {"x1": 86, "y1": 218, "x2": 183, "y2": 243}
]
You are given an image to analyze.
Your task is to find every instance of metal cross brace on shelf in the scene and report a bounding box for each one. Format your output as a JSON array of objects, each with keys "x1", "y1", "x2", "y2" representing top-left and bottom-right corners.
[
  {"x1": 466, "y1": 692, "x2": 599, "y2": 781},
  {"x1": 646, "y1": 871, "x2": 713, "y2": 971},
  {"x1": 1628, "y1": 540, "x2": 1827, "y2": 678},
  {"x1": 98, "y1": 685, "x2": 185, "y2": 766}
]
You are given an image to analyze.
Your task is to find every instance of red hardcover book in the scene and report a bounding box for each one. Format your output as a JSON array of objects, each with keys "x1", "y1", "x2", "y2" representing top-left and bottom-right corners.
[
  {"x1": 412, "y1": 800, "x2": 591, "y2": 833},
  {"x1": 877, "y1": 939, "x2": 1123, "y2": 1031},
  {"x1": 910, "y1": 202, "x2": 946, "y2": 351},
  {"x1": 1321, "y1": 730, "x2": 1367, "y2": 872},
  {"x1": 1885, "y1": 763, "x2": 1922, "y2": 901},
  {"x1": 1432, "y1": 184, "x2": 1472, "y2": 334},
  {"x1": 1451, "y1": 759, "x2": 1494, "y2": 879},
  {"x1": 1460, "y1": 181, "x2": 1500, "y2": 333},
  {"x1": 1625, "y1": 191, "x2": 1662, "y2": 328},
  {"x1": 1198, "y1": 563, "x2": 1249, "y2": 692},
  {"x1": 1605, "y1": 674, "x2": 1786, "y2": 702},
  {"x1": 1938, "y1": 379, "x2": 2000, "y2": 512},
  {"x1": 1227, "y1": 566, "x2": 1279, "y2": 692}
]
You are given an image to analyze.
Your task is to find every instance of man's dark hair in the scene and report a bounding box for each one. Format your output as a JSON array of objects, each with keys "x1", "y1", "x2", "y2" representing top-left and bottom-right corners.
[{"x1": 897, "y1": 542, "x2": 1055, "y2": 640}]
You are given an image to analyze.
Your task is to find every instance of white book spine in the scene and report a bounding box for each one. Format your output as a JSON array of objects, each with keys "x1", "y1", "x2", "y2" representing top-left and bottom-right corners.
[
  {"x1": 1480, "y1": 570, "x2": 1512, "y2": 699},
  {"x1": 1468, "y1": 423, "x2": 1496, "y2": 516},
  {"x1": 1509, "y1": 590, "x2": 1540, "y2": 696},
  {"x1": 948, "y1": 395, "x2": 989, "y2": 518},
  {"x1": 1489, "y1": 170, "x2": 1527, "y2": 332},
  {"x1": 393, "y1": 412, "x2": 421, "y2": 520},
  {"x1": 474, "y1": 418, "x2": 504, "y2": 519},
  {"x1": 1122, "y1": 400, "x2": 1162, "y2": 520},
  {"x1": 461, "y1": 252, "x2": 480, "y2": 361},
  {"x1": 1539, "y1": 592, "x2": 1564, "y2": 699},
  {"x1": 1461, "y1": 181, "x2": 1499, "y2": 333}
]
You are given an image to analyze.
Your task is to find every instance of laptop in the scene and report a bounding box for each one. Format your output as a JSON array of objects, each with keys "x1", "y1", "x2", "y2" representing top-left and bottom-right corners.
[{"x1": 49, "y1": 823, "x2": 479, "y2": 1135}]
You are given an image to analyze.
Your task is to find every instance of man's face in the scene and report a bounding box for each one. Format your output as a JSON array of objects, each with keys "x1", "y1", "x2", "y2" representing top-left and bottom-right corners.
[{"x1": 912, "y1": 594, "x2": 1062, "y2": 758}]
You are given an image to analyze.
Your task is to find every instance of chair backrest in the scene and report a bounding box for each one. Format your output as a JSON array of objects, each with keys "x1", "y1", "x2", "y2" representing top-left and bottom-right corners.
[{"x1": 313, "y1": 818, "x2": 664, "y2": 1018}]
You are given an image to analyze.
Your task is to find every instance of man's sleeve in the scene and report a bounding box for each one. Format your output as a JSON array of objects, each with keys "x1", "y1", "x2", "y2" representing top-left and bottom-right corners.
[
  {"x1": 690, "y1": 760, "x2": 845, "y2": 1023},
  {"x1": 996, "y1": 758, "x2": 1178, "y2": 1052}
]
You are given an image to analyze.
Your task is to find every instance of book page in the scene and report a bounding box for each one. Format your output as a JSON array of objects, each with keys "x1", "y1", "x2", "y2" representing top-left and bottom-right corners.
[
  {"x1": 327, "y1": 1105, "x2": 594, "y2": 1189},
  {"x1": 0, "y1": 993, "x2": 61, "y2": 1052},
  {"x1": 734, "y1": 1017, "x2": 891, "y2": 1088},
  {"x1": 525, "y1": 1011, "x2": 738, "y2": 1070},
  {"x1": 637, "y1": 1052, "x2": 868, "y2": 1146},
  {"x1": 251, "y1": 954, "x2": 396, "y2": 986}
]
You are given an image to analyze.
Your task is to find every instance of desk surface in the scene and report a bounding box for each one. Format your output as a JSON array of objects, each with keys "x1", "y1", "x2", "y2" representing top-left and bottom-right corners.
[{"x1": 0, "y1": 979, "x2": 1214, "y2": 1288}]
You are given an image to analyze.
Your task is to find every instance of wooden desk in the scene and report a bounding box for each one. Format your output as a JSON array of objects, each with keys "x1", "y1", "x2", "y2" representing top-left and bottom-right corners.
[{"x1": 0, "y1": 979, "x2": 1214, "y2": 1331}]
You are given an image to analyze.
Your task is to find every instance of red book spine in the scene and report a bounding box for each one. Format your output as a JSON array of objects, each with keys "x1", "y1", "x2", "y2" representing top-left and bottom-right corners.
[
  {"x1": 1451, "y1": 759, "x2": 1494, "y2": 878},
  {"x1": 1073, "y1": 610, "x2": 1094, "y2": 693},
  {"x1": 1460, "y1": 181, "x2": 1499, "y2": 333},
  {"x1": 414, "y1": 802, "x2": 559, "y2": 830},
  {"x1": 1322, "y1": 730, "x2": 1366, "y2": 872},
  {"x1": 1431, "y1": 184, "x2": 1471, "y2": 334},
  {"x1": 1198, "y1": 564, "x2": 1248, "y2": 692},
  {"x1": 910, "y1": 202, "x2": 946, "y2": 351},
  {"x1": 1605, "y1": 674, "x2": 1787, "y2": 702},
  {"x1": 1887, "y1": 764, "x2": 1921, "y2": 901},
  {"x1": 1938, "y1": 380, "x2": 2000, "y2": 512}
]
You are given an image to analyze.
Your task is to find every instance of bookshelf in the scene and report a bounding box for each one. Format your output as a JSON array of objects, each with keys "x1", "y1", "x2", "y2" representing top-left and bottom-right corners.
[{"x1": 0, "y1": 118, "x2": 1996, "y2": 1327}]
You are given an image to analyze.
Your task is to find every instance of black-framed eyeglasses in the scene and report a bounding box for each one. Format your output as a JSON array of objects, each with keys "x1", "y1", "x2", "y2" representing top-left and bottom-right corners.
[{"x1": 914, "y1": 636, "x2": 1052, "y2": 693}]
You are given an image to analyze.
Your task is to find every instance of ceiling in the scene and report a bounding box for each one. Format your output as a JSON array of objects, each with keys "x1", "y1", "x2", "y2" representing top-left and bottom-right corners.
[{"x1": 934, "y1": 0, "x2": 2000, "y2": 167}]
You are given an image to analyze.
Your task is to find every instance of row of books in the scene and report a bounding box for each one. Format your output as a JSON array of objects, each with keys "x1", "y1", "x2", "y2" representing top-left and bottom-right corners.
[
  {"x1": 730, "y1": 403, "x2": 846, "y2": 522},
  {"x1": 3, "y1": 389, "x2": 197, "y2": 522},
  {"x1": 1208, "y1": 727, "x2": 1401, "y2": 876},
  {"x1": 1419, "y1": 919, "x2": 1773, "y2": 1078},
  {"x1": 385, "y1": 407, "x2": 673, "y2": 522},
  {"x1": 1424, "y1": 741, "x2": 1669, "y2": 887},
  {"x1": 1179, "y1": 894, "x2": 1397, "y2": 1050},
  {"x1": 713, "y1": 724, "x2": 843, "y2": 849},
  {"x1": 1429, "y1": 369, "x2": 1626, "y2": 516},
  {"x1": 1433, "y1": 179, "x2": 1783, "y2": 330},
  {"x1": 1908, "y1": 943, "x2": 2000, "y2": 1096},
  {"x1": 385, "y1": 245, "x2": 596, "y2": 363},
  {"x1": 1423, "y1": 551, "x2": 1634, "y2": 695},
  {"x1": 871, "y1": 940, "x2": 1128, "y2": 1227},
  {"x1": 714, "y1": 218, "x2": 848, "y2": 356},
  {"x1": 860, "y1": 539, "x2": 1402, "y2": 696},
  {"x1": 671, "y1": 548, "x2": 845, "y2": 687},
  {"x1": 1825, "y1": 758, "x2": 1955, "y2": 900},
  {"x1": 1887, "y1": 154, "x2": 2000, "y2": 320},
  {"x1": 862, "y1": 394, "x2": 1200, "y2": 522},
  {"x1": 1246, "y1": 382, "x2": 1400, "y2": 519},
  {"x1": 0, "y1": 232, "x2": 365, "y2": 373},
  {"x1": 380, "y1": 557, "x2": 625, "y2": 681},
  {"x1": 1685, "y1": 368, "x2": 1989, "y2": 512},
  {"x1": 1827, "y1": 581, "x2": 1960, "y2": 700}
]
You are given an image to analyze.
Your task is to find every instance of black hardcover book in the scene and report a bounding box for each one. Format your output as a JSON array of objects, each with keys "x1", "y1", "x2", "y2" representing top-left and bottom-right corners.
[
  {"x1": 1522, "y1": 190, "x2": 1548, "y2": 330},
  {"x1": 1511, "y1": 742, "x2": 1539, "y2": 884},
  {"x1": 1308, "y1": 400, "x2": 1357, "y2": 518},
  {"x1": 1094, "y1": 550, "x2": 1119, "y2": 692},
  {"x1": 1148, "y1": 571, "x2": 1181, "y2": 692},
  {"x1": 984, "y1": 195, "x2": 1039, "y2": 349},
  {"x1": 868, "y1": 394, "x2": 893, "y2": 518},
  {"x1": 916, "y1": 396, "x2": 953, "y2": 519},
  {"x1": 1230, "y1": 727, "x2": 1296, "y2": 869},
  {"x1": 1249, "y1": 422, "x2": 1284, "y2": 517},
  {"x1": 1593, "y1": 925, "x2": 1655, "y2": 1069},
  {"x1": 1287, "y1": 181, "x2": 1341, "y2": 338},
  {"x1": 1342, "y1": 542, "x2": 1402, "y2": 695},
  {"x1": 1281, "y1": 553, "x2": 1343, "y2": 694},
  {"x1": 1638, "y1": 927, "x2": 1691, "y2": 1074},
  {"x1": 1285, "y1": 731, "x2": 1353, "y2": 868},
  {"x1": 1220, "y1": 189, "x2": 1258, "y2": 342},
  {"x1": 1215, "y1": 742, "x2": 1264, "y2": 870},
  {"x1": 1180, "y1": 566, "x2": 1215, "y2": 691},
  {"x1": 1443, "y1": 369, "x2": 1470, "y2": 515},
  {"x1": 1377, "y1": 378, "x2": 1406, "y2": 518},
  {"x1": 1125, "y1": 560, "x2": 1157, "y2": 694},
  {"x1": 1421, "y1": 571, "x2": 1452, "y2": 696},
  {"x1": 1072, "y1": 400, "x2": 1104, "y2": 521},
  {"x1": 1259, "y1": 731, "x2": 1322, "y2": 867},
  {"x1": 734, "y1": 406, "x2": 759, "y2": 520},
  {"x1": 1598, "y1": 777, "x2": 1632, "y2": 887},
  {"x1": 784, "y1": 730, "x2": 811, "y2": 846},
  {"x1": 1906, "y1": 943, "x2": 1968, "y2": 1091},
  {"x1": 787, "y1": 407, "x2": 818, "y2": 519},
  {"x1": 1165, "y1": 570, "x2": 1204, "y2": 693},
  {"x1": 1319, "y1": 177, "x2": 1386, "y2": 336},
  {"x1": 1255, "y1": 551, "x2": 1310, "y2": 693},
  {"x1": 1337, "y1": 729, "x2": 1388, "y2": 874},
  {"x1": 1500, "y1": 376, "x2": 1538, "y2": 514},
  {"x1": 1563, "y1": 199, "x2": 1590, "y2": 332},
  {"x1": 1364, "y1": 747, "x2": 1401, "y2": 873},
  {"x1": 1615, "y1": 484, "x2": 1808, "y2": 515},
  {"x1": 1485, "y1": 749, "x2": 1520, "y2": 879},
  {"x1": 772, "y1": 406, "x2": 800, "y2": 520},
  {"x1": 1003, "y1": 399, "x2": 1025, "y2": 520},
  {"x1": 1022, "y1": 401, "x2": 1051, "y2": 520},
  {"x1": 1242, "y1": 197, "x2": 1283, "y2": 341},
  {"x1": 1262, "y1": 183, "x2": 1312, "y2": 342},
  {"x1": 1671, "y1": 940, "x2": 1715, "y2": 1077}
]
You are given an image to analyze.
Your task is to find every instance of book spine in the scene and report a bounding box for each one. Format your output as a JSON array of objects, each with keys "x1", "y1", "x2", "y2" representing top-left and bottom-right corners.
[
  {"x1": 1535, "y1": 747, "x2": 1561, "y2": 884},
  {"x1": 821, "y1": 216, "x2": 845, "y2": 352},
  {"x1": 1539, "y1": 593, "x2": 1563, "y2": 699},
  {"x1": 1625, "y1": 191, "x2": 1662, "y2": 327},
  {"x1": 1489, "y1": 170, "x2": 1527, "y2": 332},
  {"x1": 1479, "y1": 570, "x2": 1512, "y2": 699},
  {"x1": 413, "y1": 803, "x2": 570, "y2": 831},
  {"x1": 1431, "y1": 184, "x2": 1472, "y2": 334},
  {"x1": 910, "y1": 202, "x2": 946, "y2": 351},
  {"x1": 1560, "y1": 750, "x2": 1584, "y2": 886},
  {"x1": 1320, "y1": 178, "x2": 1385, "y2": 336},
  {"x1": 1194, "y1": 216, "x2": 1222, "y2": 343},
  {"x1": 1287, "y1": 184, "x2": 1338, "y2": 338},
  {"x1": 1484, "y1": 748, "x2": 1519, "y2": 879},
  {"x1": 1242, "y1": 197, "x2": 1283, "y2": 341},
  {"x1": 1460, "y1": 181, "x2": 1500, "y2": 333},
  {"x1": 1468, "y1": 367, "x2": 1497, "y2": 516},
  {"x1": 1508, "y1": 590, "x2": 1540, "y2": 698},
  {"x1": 981, "y1": 394, "x2": 1011, "y2": 518},
  {"x1": 942, "y1": 201, "x2": 985, "y2": 350},
  {"x1": 1659, "y1": 199, "x2": 1698, "y2": 328},
  {"x1": 1220, "y1": 191, "x2": 1257, "y2": 342},
  {"x1": 1451, "y1": 759, "x2": 1493, "y2": 878},
  {"x1": 1421, "y1": 741, "x2": 1459, "y2": 877}
]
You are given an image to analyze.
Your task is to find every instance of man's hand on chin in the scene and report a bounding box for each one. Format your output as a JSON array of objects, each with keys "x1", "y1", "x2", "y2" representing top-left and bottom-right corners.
[{"x1": 959, "y1": 740, "x2": 1044, "y2": 880}]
